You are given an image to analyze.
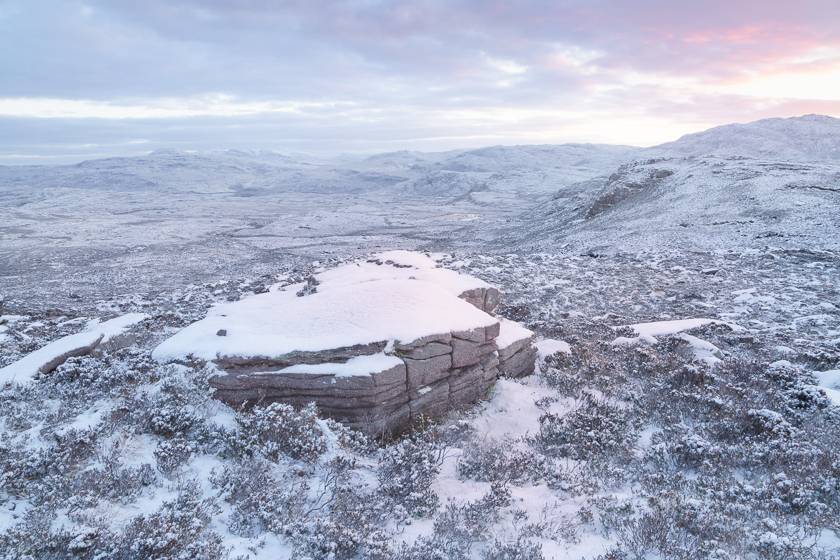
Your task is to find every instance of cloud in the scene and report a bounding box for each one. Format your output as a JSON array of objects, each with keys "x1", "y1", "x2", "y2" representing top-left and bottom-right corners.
[{"x1": 0, "y1": 0, "x2": 838, "y2": 161}]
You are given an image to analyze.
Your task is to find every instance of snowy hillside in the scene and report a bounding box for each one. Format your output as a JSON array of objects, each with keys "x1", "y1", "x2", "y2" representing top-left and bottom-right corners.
[
  {"x1": 2, "y1": 248, "x2": 838, "y2": 559},
  {"x1": 653, "y1": 114, "x2": 840, "y2": 161},
  {"x1": 507, "y1": 115, "x2": 840, "y2": 253}
]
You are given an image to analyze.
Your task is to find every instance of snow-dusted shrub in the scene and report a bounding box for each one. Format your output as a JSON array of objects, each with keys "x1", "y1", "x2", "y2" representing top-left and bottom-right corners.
[
  {"x1": 457, "y1": 437, "x2": 542, "y2": 484},
  {"x1": 71, "y1": 447, "x2": 155, "y2": 507},
  {"x1": 746, "y1": 408, "x2": 797, "y2": 439},
  {"x1": 377, "y1": 431, "x2": 446, "y2": 517},
  {"x1": 211, "y1": 458, "x2": 307, "y2": 537},
  {"x1": 154, "y1": 437, "x2": 195, "y2": 473},
  {"x1": 233, "y1": 402, "x2": 326, "y2": 462},
  {"x1": 323, "y1": 417, "x2": 376, "y2": 455},
  {"x1": 655, "y1": 425, "x2": 723, "y2": 470},
  {"x1": 394, "y1": 537, "x2": 469, "y2": 560},
  {"x1": 47, "y1": 347, "x2": 158, "y2": 396},
  {"x1": 0, "y1": 385, "x2": 44, "y2": 431},
  {"x1": 591, "y1": 549, "x2": 629, "y2": 560},
  {"x1": 542, "y1": 456, "x2": 626, "y2": 495},
  {"x1": 147, "y1": 396, "x2": 203, "y2": 438},
  {"x1": 481, "y1": 535, "x2": 545, "y2": 560},
  {"x1": 394, "y1": 482, "x2": 512, "y2": 560},
  {"x1": 118, "y1": 482, "x2": 226, "y2": 560},
  {"x1": 290, "y1": 485, "x2": 391, "y2": 560},
  {"x1": 0, "y1": 506, "x2": 109, "y2": 560},
  {"x1": 1, "y1": 427, "x2": 100, "y2": 505},
  {"x1": 143, "y1": 374, "x2": 208, "y2": 439},
  {"x1": 534, "y1": 396, "x2": 637, "y2": 461}
]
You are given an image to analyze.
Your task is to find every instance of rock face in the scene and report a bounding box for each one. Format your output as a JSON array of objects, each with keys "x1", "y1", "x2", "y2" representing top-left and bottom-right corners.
[
  {"x1": 154, "y1": 251, "x2": 536, "y2": 436},
  {"x1": 208, "y1": 316, "x2": 510, "y2": 436},
  {"x1": 496, "y1": 318, "x2": 537, "y2": 379}
]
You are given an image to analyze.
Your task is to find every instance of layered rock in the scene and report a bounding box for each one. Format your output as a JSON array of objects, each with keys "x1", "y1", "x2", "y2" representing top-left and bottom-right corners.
[
  {"x1": 496, "y1": 318, "x2": 537, "y2": 378},
  {"x1": 152, "y1": 251, "x2": 536, "y2": 435}
]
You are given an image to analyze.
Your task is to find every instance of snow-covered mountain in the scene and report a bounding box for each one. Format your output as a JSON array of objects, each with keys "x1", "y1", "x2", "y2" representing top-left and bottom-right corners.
[
  {"x1": 0, "y1": 142, "x2": 637, "y2": 199},
  {"x1": 1, "y1": 114, "x2": 839, "y2": 304},
  {"x1": 652, "y1": 114, "x2": 840, "y2": 161},
  {"x1": 507, "y1": 115, "x2": 840, "y2": 253}
]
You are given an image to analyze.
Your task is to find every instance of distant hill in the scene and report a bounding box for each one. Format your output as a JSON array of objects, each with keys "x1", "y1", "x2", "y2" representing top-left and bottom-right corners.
[
  {"x1": 506, "y1": 115, "x2": 840, "y2": 253},
  {"x1": 653, "y1": 114, "x2": 840, "y2": 162}
]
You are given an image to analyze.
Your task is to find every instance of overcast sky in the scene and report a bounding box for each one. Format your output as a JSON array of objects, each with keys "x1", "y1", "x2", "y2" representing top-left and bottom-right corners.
[{"x1": 2, "y1": 0, "x2": 839, "y2": 163}]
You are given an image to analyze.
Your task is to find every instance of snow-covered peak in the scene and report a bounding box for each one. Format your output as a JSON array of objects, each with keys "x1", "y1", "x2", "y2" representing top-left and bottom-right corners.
[{"x1": 653, "y1": 114, "x2": 840, "y2": 161}]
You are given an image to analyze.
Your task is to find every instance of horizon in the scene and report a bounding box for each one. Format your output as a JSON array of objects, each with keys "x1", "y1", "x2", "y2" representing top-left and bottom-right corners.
[
  {"x1": 2, "y1": 1, "x2": 839, "y2": 163},
  {"x1": 2, "y1": 112, "x2": 835, "y2": 167}
]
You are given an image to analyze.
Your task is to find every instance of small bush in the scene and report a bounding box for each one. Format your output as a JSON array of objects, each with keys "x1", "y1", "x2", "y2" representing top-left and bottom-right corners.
[
  {"x1": 211, "y1": 458, "x2": 307, "y2": 537},
  {"x1": 118, "y1": 483, "x2": 226, "y2": 560},
  {"x1": 377, "y1": 432, "x2": 446, "y2": 517},
  {"x1": 234, "y1": 402, "x2": 326, "y2": 462},
  {"x1": 457, "y1": 438, "x2": 542, "y2": 484},
  {"x1": 534, "y1": 396, "x2": 637, "y2": 461}
]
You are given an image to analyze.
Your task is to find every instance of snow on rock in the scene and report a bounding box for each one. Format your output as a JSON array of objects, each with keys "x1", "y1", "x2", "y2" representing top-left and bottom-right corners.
[
  {"x1": 153, "y1": 251, "x2": 498, "y2": 363},
  {"x1": 495, "y1": 317, "x2": 534, "y2": 350},
  {"x1": 0, "y1": 315, "x2": 26, "y2": 345},
  {"x1": 154, "y1": 251, "x2": 534, "y2": 435},
  {"x1": 535, "y1": 338, "x2": 572, "y2": 359},
  {"x1": 678, "y1": 333, "x2": 724, "y2": 366},
  {"x1": 272, "y1": 353, "x2": 404, "y2": 378},
  {"x1": 0, "y1": 313, "x2": 147, "y2": 386},
  {"x1": 613, "y1": 318, "x2": 741, "y2": 346},
  {"x1": 814, "y1": 370, "x2": 840, "y2": 405},
  {"x1": 611, "y1": 317, "x2": 738, "y2": 366}
]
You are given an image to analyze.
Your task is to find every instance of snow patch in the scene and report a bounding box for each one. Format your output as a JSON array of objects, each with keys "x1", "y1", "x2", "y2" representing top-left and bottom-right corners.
[
  {"x1": 495, "y1": 317, "x2": 534, "y2": 350},
  {"x1": 0, "y1": 313, "x2": 147, "y2": 386},
  {"x1": 814, "y1": 369, "x2": 840, "y2": 405},
  {"x1": 614, "y1": 317, "x2": 741, "y2": 346},
  {"x1": 535, "y1": 338, "x2": 571, "y2": 359},
  {"x1": 270, "y1": 353, "x2": 404, "y2": 377}
]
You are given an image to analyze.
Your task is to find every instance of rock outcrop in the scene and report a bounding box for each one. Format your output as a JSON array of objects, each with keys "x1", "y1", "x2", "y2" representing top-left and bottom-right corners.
[
  {"x1": 0, "y1": 313, "x2": 147, "y2": 387},
  {"x1": 152, "y1": 251, "x2": 536, "y2": 435}
]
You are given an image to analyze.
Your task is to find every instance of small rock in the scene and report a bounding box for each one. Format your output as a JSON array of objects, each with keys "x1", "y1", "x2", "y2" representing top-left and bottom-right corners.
[
  {"x1": 252, "y1": 283, "x2": 268, "y2": 294},
  {"x1": 216, "y1": 329, "x2": 227, "y2": 337}
]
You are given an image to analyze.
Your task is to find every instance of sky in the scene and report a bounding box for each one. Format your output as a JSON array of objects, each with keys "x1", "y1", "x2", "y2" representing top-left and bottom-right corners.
[{"x1": 1, "y1": 0, "x2": 839, "y2": 163}]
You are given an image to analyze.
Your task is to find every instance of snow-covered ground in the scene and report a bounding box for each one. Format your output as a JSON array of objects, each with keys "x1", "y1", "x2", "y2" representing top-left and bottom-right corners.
[
  {"x1": 1, "y1": 115, "x2": 839, "y2": 558},
  {"x1": 3, "y1": 115, "x2": 838, "y2": 310}
]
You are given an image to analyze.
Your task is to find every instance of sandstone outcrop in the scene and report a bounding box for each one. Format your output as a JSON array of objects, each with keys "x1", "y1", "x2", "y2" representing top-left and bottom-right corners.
[{"x1": 152, "y1": 251, "x2": 536, "y2": 435}]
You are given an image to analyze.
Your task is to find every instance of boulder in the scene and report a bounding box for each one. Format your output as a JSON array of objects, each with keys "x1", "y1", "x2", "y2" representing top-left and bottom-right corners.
[
  {"x1": 459, "y1": 286, "x2": 502, "y2": 314},
  {"x1": 39, "y1": 334, "x2": 104, "y2": 375},
  {"x1": 154, "y1": 251, "x2": 537, "y2": 436}
]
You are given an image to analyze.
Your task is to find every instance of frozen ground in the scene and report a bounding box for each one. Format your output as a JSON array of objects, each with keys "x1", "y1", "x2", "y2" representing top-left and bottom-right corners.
[
  {"x1": 1, "y1": 247, "x2": 838, "y2": 559},
  {"x1": 1, "y1": 115, "x2": 839, "y2": 558}
]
